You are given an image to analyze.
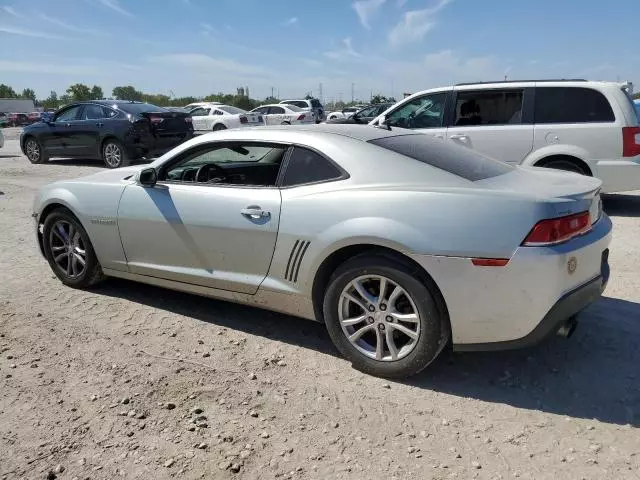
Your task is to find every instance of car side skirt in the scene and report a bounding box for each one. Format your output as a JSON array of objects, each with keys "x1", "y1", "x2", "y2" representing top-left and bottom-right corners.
[{"x1": 102, "y1": 268, "x2": 318, "y2": 322}]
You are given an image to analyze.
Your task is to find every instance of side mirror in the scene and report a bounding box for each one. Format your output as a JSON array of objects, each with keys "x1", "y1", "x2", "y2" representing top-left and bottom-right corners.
[{"x1": 139, "y1": 167, "x2": 158, "y2": 187}]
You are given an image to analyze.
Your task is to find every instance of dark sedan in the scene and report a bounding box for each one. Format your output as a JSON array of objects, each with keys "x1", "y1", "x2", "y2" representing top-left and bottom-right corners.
[
  {"x1": 20, "y1": 101, "x2": 194, "y2": 168},
  {"x1": 325, "y1": 103, "x2": 394, "y2": 125}
]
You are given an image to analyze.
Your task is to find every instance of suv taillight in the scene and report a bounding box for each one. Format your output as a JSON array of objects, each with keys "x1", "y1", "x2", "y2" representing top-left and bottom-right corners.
[
  {"x1": 622, "y1": 126, "x2": 640, "y2": 157},
  {"x1": 522, "y1": 211, "x2": 592, "y2": 246}
]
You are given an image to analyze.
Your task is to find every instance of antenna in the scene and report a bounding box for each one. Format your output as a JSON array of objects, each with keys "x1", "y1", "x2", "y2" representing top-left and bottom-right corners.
[{"x1": 351, "y1": 82, "x2": 355, "y2": 103}]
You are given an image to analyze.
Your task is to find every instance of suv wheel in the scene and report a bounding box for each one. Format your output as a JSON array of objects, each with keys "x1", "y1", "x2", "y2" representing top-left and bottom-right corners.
[
  {"x1": 323, "y1": 254, "x2": 445, "y2": 378},
  {"x1": 541, "y1": 159, "x2": 588, "y2": 175},
  {"x1": 25, "y1": 137, "x2": 49, "y2": 164}
]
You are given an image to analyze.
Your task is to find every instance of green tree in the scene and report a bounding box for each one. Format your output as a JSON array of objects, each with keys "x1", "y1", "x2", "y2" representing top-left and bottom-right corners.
[
  {"x1": 371, "y1": 94, "x2": 394, "y2": 104},
  {"x1": 90, "y1": 85, "x2": 104, "y2": 100},
  {"x1": 112, "y1": 85, "x2": 143, "y2": 101},
  {"x1": 633, "y1": 92, "x2": 640, "y2": 100},
  {"x1": 66, "y1": 83, "x2": 92, "y2": 101},
  {"x1": 263, "y1": 96, "x2": 279, "y2": 104},
  {"x1": 21, "y1": 88, "x2": 37, "y2": 101},
  {"x1": 0, "y1": 84, "x2": 17, "y2": 98},
  {"x1": 141, "y1": 93, "x2": 171, "y2": 106},
  {"x1": 41, "y1": 91, "x2": 59, "y2": 110}
]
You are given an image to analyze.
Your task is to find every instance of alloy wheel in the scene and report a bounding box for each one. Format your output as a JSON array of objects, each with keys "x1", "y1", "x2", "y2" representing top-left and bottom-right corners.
[
  {"x1": 26, "y1": 139, "x2": 40, "y2": 162},
  {"x1": 104, "y1": 143, "x2": 121, "y2": 167},
  {"x1": 338, "y1": 275, "x2": 421, "y2": 361},
  {"x1": 49, "y1": 220, "x2": 87, "y2": 279}
]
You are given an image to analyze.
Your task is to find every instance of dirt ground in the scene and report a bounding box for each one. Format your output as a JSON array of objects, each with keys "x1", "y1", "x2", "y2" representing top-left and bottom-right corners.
[{"x1": 1, "y1": 127, "x2": 639, "y2": 480}]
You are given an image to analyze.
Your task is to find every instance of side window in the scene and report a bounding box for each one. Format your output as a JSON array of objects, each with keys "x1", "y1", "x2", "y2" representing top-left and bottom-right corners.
[
  {"x1": 190, "y1": 108, "x2": 208, "y2": 116},
  {"x1": 387, "y1": 92, "x2": 448, "y2": 129},
  {"x1": 358, "y1": 106, "x2": 379, "y2": 117},
  {"x1": 534, "y1": 87, "x2": 615, "y2": 124},
  {"x1": 55, "y1": 106, "x2": 82, "y2": 122},
  {"x1": 82, "y1": 104, "x2": 110, "y2": 120},
  {"x1": 281, "y1": 147, "x2": 343, "y2": 187},
  {"x1": 254, "y1": 107, "x2": 268, "y2": 114},
  {"x1": 269, "y1": 106, "x2": 285, "y2": 115},
  {"x1": 453, "y1": 89, "x2": 524, "y2": 127},
  {"x1": 161, "y1": 143, "x2": 287, "y2": 187},
  {"x1": 214, "y1": 110, "x2": 224, "y2": 115}
]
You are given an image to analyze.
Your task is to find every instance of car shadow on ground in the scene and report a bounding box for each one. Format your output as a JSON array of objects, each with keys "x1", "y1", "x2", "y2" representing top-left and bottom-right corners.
[
  {"x1": 602, "y1": 193, "x2": 640, "y2": 218},
  {"x1": 97, "y1": 279, "x2": 640, "y2": 427},
  {"x1": 0, "y1": 154, "x2": 17, "y2": 158}
]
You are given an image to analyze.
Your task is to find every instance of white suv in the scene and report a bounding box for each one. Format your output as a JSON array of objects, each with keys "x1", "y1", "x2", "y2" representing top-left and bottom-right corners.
[{"x1": 372, "y1": 80, "x2": 640, "y2": 193}]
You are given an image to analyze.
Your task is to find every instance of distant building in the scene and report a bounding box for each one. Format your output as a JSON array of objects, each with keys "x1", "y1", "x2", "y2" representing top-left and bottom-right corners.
[{"x1": 0, "y1": 98, "x2": 35, "y2": 113}]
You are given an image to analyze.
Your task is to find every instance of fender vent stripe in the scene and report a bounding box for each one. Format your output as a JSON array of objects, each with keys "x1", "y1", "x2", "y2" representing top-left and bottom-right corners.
[{"x1": 285, "y1": 240, "x2": 310, "y2": 283}]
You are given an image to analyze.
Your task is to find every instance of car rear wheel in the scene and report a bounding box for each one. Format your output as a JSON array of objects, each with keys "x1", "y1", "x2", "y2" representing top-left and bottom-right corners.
[
  {"x1": 102, "y1": 139, "x2": 130, "y2": 169},
  {"x1": 212, "y1": 124, "x2": 227, "y2": 131},
  {"x1": 42, "y1": 209, "x2": 104, "y2": 289},
  {"x1": 323, "y1": 254, "x2": 445, "y2": 379},
  {"x1": 25, "y1": 137, "x2": 49, "y2": 164},
  {"x1": 280, "y1": 121, "x2": 291, "y2": 125},
  {"x1": 540, "y1": 159, "x2": 588, "y2": 175}
]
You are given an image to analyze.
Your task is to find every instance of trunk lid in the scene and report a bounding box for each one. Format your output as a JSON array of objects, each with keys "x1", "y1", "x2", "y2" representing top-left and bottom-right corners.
[{"x1": 139, "y1": 111, "x2": 193, "y2": 136}]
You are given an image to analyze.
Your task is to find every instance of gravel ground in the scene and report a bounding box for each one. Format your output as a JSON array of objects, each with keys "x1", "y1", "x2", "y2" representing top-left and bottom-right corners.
[{"x1": 1, "y1": 126, "x2": 639, "y2": 480}]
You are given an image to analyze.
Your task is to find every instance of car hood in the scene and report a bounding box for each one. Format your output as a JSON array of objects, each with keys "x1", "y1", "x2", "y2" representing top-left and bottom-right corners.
[{"x1": 69, "y1": 165, "x2": 146, "y2": 184}]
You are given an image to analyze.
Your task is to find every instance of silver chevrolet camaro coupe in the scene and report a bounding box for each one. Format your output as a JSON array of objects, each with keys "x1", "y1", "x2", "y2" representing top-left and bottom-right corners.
[{"x1": 32, "y1": 124, "x2": 612, "y2": 378}]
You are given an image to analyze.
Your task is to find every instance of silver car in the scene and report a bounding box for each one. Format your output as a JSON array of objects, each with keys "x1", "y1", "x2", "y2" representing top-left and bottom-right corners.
[{"x1": 32, "y1": 125, "x2": 611, "y2": 378}]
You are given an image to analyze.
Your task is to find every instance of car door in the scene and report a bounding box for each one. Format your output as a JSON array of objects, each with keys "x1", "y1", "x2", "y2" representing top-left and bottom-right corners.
[
  {"x1": 189, "y1": 107, "x2": 209, "y2": 131},
  {"x1": 116, "y1": 141, "x2": 287, "y2": 294},
  {"x1": 384, "y1": 90, "x2": 451, "y2": 141},
  {"x1": 446, "y1": 87, "x2": 534, "y2": 164},
  {"x1": 267, "y1": 106, "x2": 287, "y2": 125},
  {"x1": 42, "y1": 105, "x2": 83, "y2": 155},
  {"x1": 72, "y1": 104, "x2": 111, "y2": 157}
]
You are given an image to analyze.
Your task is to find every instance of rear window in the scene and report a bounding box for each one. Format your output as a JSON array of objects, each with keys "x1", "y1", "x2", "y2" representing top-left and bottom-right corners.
[
  {"x1": 534, "y1": 87, "x2": 615, "y2": 124},
  {"x1": 117, "y1": 103, "x2": 167, "y2": 114},
  {"x1": 369, "y1": 134, "x2": 513, "y2": 181},
  {"x1": 219, "y1": 106, "x2": 246, "y2": 115}
]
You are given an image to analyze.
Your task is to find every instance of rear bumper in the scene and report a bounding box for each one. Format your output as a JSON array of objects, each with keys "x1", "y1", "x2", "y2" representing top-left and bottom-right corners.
[
  {"x1": 410, "y1": 214, "x2": 612, "y2": 348},
  {"x1": 594, "y1": 158, "x2": 640, "y2": 193},
  {"x1": 123, "y1": 131, "x2": 193, "y2": 159},
  {"x1": 454, "y1": 258, "x2": 609, "y2": 351}
]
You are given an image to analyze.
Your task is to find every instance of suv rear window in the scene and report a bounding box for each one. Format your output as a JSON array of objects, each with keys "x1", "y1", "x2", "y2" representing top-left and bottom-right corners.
[
  {"x1": 534, "y1": 87, "x2": 614, "y2": 124},
  {"x1": 369, "y1": 134, "x2": 513, "y2": 181}
]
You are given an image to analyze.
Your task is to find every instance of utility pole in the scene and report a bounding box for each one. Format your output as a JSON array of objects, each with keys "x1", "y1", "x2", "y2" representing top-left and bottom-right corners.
[
  {"x1": 318, "y1": 83, "x2": 323, "y2": 103},
  {"x1": 271, "y1": 87, "x2": 274, "y2": 99},
  {"x1": 351, "y1": 82, "x2": 355, "y2": 104}
]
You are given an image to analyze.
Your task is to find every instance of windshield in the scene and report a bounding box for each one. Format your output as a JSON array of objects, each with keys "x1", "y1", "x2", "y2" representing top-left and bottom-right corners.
[
  {"x1": 369, "y1": 134, "x2": 513, "y2": 181},
  {"x1": 117, "y1": 103, "x2": 167, "y2": 114},
  {"x1": 219, "y1": 106, "x2": 246, "y2": 115}
]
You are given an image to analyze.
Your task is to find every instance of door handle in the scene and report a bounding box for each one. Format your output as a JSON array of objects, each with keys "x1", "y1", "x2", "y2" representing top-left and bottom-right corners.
[
  {"x1": 96, "y1": 122, "x2": 104, "y2": 127},
  {"x1": 450, "y1": 134, "x2": 468, "y2": 140},
  {"x1": 241, "y1": 207, "x2": 270, "y2": 219}
]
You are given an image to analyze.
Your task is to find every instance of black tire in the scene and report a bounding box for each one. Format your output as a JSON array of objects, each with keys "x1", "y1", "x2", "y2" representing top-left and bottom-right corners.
[
  {"x1": 212, "y1": 124, "x2": 227, "y2": 131},
  {"x1": 42, "y1": 208, "x2": 105, "y2": 289},
  {"x1": 24, "y1": 136, "x2": 49, "y2": 164},
  {"x1": 101, "y1": 139, "x2": 130, "y2": 169},
  {"x1": 323, "y1": 254, "x2": 445, "y2": 379},
  {"x1": 540, "y1": 159, "x2": 587, "y2": 175},
  {"x1": 280, "y1": 121, "x2": 291, "y2": 125}
]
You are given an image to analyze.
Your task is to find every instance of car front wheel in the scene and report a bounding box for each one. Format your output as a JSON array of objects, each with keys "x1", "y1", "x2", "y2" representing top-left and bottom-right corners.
[
  {"x1": 25, "y1": 137, "x2": 49, "y2": 164},
  {"x1": 42, "y1": 209, "x2": 104, "y2": 288},
  {"x1": 323, "y1": 254, "x2": 446, "y2": 379}
]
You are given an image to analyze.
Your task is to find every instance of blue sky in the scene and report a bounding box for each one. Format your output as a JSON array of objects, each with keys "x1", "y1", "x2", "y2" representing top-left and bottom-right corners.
[{"x1": 1, "y1": 0, "x2": 638, "y2": 103}]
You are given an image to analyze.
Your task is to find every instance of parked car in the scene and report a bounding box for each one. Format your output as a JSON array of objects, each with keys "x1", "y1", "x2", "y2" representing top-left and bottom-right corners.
[
  {"x1": 27, "y1": 111, "x2": 42, "y2": 124},
  {"x1": 33, "y1": 124, "x2": 610, "y2": 378},
  {"x1": 326, "y1": 103, "x2": 394, "y2": 125},
  {"x1": 166, "y1": 107, "x2": 191, "y2": 113},
  {"x1": 190, "y1": 104, "x2": 263, "y2": 131},
  {"x1": 250, "y1": 104, "x2": 314, "y2": 125},
  {"x1": 0, "y1": 129, "x2": 4, "y2": 149},
  {"x1": 0, "y1": 113, "x2": 8, "y2": 128},
  {"x1": 634, "y1": 99, "x2": 640, "y2": 118},
  {"x1": 7, "y1": 112, "x2": 29, "y2": 127},
  {"x1": 279, "y1": 98, "x2": 325, "y2": 123},
  {"x1": 371, "y1": 79, "x2": 640, "y2": 193},
  {"x1": 184, "y1": 101, "x2": 222, "y2": 111},
  {"x1": 20, "y1": 101, "x2": 193, "y2": 168},
  {"x1": 326, "y1": 106, "x2": 359, "y2": 121},
  {"x1": 40, "y1": 111, "x2": 55, "y2": 123}
]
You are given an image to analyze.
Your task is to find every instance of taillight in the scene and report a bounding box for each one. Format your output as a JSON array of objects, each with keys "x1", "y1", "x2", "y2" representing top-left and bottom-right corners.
[
  {"x1": 240, "y1": 116, "x2": 248, "y2": 124},
  {"x1": 149, "y1": 116, "x2": 164, "y2": 125},
  {"x1": 297, "y1": 114, "x2": 305, "y2": 121},
  {"x1": 622, "y1": 126, "x2": 640, "y2": 157},
  {"x1": 184, "y1": 117, "x2": 192, "y2": 123},
  {"x1": 522, "y1": 211, "x2": 591, "y2": 246}
]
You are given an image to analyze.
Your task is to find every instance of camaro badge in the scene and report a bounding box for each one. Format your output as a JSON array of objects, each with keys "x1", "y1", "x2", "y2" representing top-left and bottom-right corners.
[{"x1": 567, "y1": 256, "x2": 578, "y2": 275}]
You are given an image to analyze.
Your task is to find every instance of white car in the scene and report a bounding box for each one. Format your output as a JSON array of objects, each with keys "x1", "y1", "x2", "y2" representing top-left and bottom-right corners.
[
  {"x1": 189, "y1": 104, "x2": 264, "y2": 132},
  {"x1": 184, "y1": 101, "x2": 222, "y2": 111},
  {"x1": 371, "y1": 79, "x2": 640, "y2": 193},
  {"x1": 279, "y1": 99, "x2": 325, "y2": 123},
  {"x1": 0, "y1": 128, "x2": 4, "y2": 149},
  {"x1": 250, "y1": 104, "x2": 315, "y2": 126}
]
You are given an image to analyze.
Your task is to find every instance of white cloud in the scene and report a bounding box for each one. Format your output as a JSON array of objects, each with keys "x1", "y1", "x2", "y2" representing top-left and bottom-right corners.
[
  {"x1": 282, "y1": 17, "x2": 298, "y2": 26},
  {"x1": 396, "y1": 0, "x2": 407, "y2": 6},
  {"x1": 324, "y1": 37, "x2": 362, "y2": 60},
  {"x1": 148, "y1": 53, "x2": 268, "y2": 76},
  {"x1": 353, "y1": 0, "x2": 386, "y2": 29},
  {"x1": 97, "y1": 0, "x2": 134, "y2": 18},
  {"x1": 2, "y1": 6, "x2": 23, "y2": 18},
  {"x1": 200, "y1": 23, "x2": 217, "y2": 36},
  {"x1": 0, "y1": 25, "x2": 67, "y2": 39},
  {"x1": 388, "y1": 0, "x2": 452, "y2": 47},
  {"x1": 39, "y1": 14, "x2": 105, "y2": 35}
]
